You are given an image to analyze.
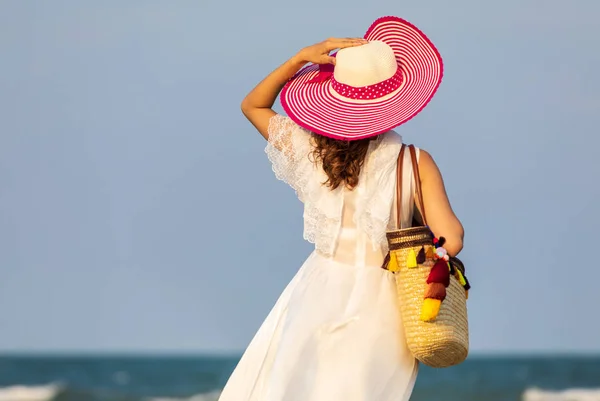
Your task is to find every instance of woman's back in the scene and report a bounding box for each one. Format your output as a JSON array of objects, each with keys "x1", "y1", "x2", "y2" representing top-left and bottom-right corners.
[
  {"x1": 334, "y1": 188, "x2": 386, "y2": 267},
  {"x1": 323, "y1": 144, "x2": 420, "y2": 268},
  {"x1": 266, "y1": 115, "x2": 421, "y2": 267}
]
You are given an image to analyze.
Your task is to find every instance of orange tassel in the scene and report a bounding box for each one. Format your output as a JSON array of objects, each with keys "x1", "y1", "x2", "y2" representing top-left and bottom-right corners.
[
  {"x1": 425, "y1": 246, "x2": 435, "y2": 260},
  {"x1": 424, "y1": 282, "x2": 446, "y2": 301}
]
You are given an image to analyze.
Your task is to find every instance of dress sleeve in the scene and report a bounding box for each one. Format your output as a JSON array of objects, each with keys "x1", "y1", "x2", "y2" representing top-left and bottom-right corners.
[{"x1": 264, "y1": 114, "x2": 314, "y2": 202}]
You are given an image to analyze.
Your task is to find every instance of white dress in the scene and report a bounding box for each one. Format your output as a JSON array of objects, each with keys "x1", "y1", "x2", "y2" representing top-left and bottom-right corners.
[{"x1": 219, "y1": 115, "x2": 421, "y2": 401}]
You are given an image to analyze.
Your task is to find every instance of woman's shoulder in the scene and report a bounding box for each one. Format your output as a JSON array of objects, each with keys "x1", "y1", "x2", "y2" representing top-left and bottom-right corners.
[
  {"x1": 411, "y1": 147, "x2": 449, "y2": 200},
  {"x1": 375, "y1": 134, "x2": 440, "y2": 180},
  {"x1": 381, "y1": 129, "x2": 402, "y2": 142},
  {"x1": 269, "y1": 114, "x2": 312, "y2": 136},
  {"x1": 371, "y1": 129, "x2": 403, "y2": 154},
  {"x1": 413, "y1": 147, "x2": 438, "y2": 176}
]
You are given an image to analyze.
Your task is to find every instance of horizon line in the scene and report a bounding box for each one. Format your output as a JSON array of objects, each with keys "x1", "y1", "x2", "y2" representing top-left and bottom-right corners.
[{"x1": 1, "y1": 349, "x2": 600, "y2": 358}]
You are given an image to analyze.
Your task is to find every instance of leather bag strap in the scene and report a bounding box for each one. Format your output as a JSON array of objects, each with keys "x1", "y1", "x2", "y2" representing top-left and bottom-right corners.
[
  {"x1": 396, "y1": 144, "x2": 427, "y2": 228},
  {"x1": 395, "y1": 145, "x2": 406, "y2": 227},
  {"x1": 408, "y1": 144, "x2": 427, "y2": 225}
]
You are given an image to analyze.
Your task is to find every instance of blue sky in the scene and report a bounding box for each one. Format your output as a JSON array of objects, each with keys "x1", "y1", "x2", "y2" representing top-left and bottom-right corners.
[{"x1": 0, "y1": 0, "x2": 599, "y2": 354}]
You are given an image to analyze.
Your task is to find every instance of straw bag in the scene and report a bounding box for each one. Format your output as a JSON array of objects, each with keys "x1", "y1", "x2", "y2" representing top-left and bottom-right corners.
[{"x1": 383, "y1": 144, "x2": 471, "y2": 368}]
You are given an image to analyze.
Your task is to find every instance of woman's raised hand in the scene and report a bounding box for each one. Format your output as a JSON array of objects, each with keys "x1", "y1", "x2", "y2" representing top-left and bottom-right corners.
[
  {"x1": 241, "y1": 38, "x2": 367, "y2": 140},
  {"x1": 295, "y1": 37, "x2": 368, "y2": 65}
]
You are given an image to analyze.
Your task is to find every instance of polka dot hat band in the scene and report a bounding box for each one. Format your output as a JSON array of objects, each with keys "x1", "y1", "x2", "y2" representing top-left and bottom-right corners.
[{"x1": 281, "y1": 16, "x2": 444, "y2": 141}]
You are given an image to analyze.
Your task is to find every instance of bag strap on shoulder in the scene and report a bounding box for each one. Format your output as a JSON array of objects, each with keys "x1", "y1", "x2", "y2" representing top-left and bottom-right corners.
[
  {"x1": 396, "y1": 144, "x2": 427, "y2": 228},
  {"x1": 409, "y1": 144, "x2": 427, "y2": 224}
]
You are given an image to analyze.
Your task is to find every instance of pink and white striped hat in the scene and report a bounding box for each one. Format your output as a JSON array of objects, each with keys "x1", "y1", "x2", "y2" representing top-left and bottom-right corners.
[{"x1": 280, "y1": 16, "x2": 443, "y2": 141}]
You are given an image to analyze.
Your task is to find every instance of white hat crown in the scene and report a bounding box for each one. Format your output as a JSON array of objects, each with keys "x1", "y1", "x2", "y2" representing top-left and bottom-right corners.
[{"x1": 334, "y1": 41, "x2": 398, "y2": 87}]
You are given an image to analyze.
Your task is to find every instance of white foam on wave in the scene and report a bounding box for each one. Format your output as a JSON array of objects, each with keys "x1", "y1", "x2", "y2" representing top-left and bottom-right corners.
[
  {"x1": 147, "y1": 390, "x2": 221, "y2": 401},
  {"x1": 523, "y1": 387, "x2": 600, "y2": 401},
  {"x1": 0, "y1": 383, "x2": 62, "y2": 401}
]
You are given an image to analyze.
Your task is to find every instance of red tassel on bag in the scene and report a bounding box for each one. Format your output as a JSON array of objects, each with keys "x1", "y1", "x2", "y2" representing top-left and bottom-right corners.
[{"x1": 426, "y1": 259, "x2": 450, "y2": 287}]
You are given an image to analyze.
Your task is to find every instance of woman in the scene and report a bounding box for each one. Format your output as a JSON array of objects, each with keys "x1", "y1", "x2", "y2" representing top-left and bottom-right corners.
[{"x1": 220, "y1": 16, "x2": 464, "y2": 401}]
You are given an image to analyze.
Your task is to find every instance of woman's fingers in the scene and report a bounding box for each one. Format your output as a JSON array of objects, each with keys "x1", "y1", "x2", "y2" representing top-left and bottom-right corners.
[
  {"x1": 296, "y1": 37, "x2": 367, "y2": 65},
  {"x1": 325, "y1": 37, "x2": 367, "y2": 51},
  {"x1": 319, "y1": 37, "x2": 368, "y2": 64},
  {"x1": 323, "y1": 55, "x2": 337, "y2": 65}
]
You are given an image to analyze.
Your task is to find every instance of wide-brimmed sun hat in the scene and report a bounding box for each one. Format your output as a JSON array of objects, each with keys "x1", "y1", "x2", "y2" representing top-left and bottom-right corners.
[{"x1": 280, "y1": 16, "x2": 443, "y2": 141}]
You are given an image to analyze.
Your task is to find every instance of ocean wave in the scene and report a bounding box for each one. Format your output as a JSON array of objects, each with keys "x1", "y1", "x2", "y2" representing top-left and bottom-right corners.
[
  {"x1": 147, "y1": 390, "x2": 221, "y2": 401},
  {"x1": 0, "y1": 383, "x2": 62, "y2": 401},
  {"x1": 523, "y1": 387, "x2": 600, "y2": 401}
]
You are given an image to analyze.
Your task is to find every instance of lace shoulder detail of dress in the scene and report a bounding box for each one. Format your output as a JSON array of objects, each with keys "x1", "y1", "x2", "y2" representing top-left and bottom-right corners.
[
  {"x1": 354, "y1": 130, "x2": 403, "y2": 253},
  {"x1": 265, "y1": 114, "x2": 314, "y2": 202},
  {"x1": 265, "y1": 114, "x2": 343, "y2": 256}
]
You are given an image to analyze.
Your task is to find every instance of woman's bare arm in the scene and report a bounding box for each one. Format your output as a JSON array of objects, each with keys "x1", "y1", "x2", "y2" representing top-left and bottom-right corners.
[
  {"x1": 241, "y1": 37, "x2": 368, "y2": 140},
  {"x1": 418, "y1": 150, "x2": 464, "y2": 256},
  {"x1": 240, "y1": 57, "x2": 305, "y2": 139}
]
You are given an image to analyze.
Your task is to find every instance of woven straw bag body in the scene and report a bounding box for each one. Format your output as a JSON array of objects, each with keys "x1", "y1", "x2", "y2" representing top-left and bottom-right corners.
[{"x1": 385, "y1": 145, "x2": 469, "y2": 368}]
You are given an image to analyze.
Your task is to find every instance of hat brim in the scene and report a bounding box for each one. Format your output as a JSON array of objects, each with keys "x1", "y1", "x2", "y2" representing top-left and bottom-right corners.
[{"x1": 280, "y1": 16, "x2": 444, "y2": 141}]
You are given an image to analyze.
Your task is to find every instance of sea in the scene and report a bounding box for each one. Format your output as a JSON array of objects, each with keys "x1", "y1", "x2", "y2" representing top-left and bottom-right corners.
[{"x1": 0, "y1": 355, "x2": 599, "y2": 401}]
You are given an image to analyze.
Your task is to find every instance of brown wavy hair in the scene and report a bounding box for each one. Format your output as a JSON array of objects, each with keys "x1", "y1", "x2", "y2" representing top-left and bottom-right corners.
[{"x1": 310, "y1": 135, "x2": 376, "y2": 190}]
